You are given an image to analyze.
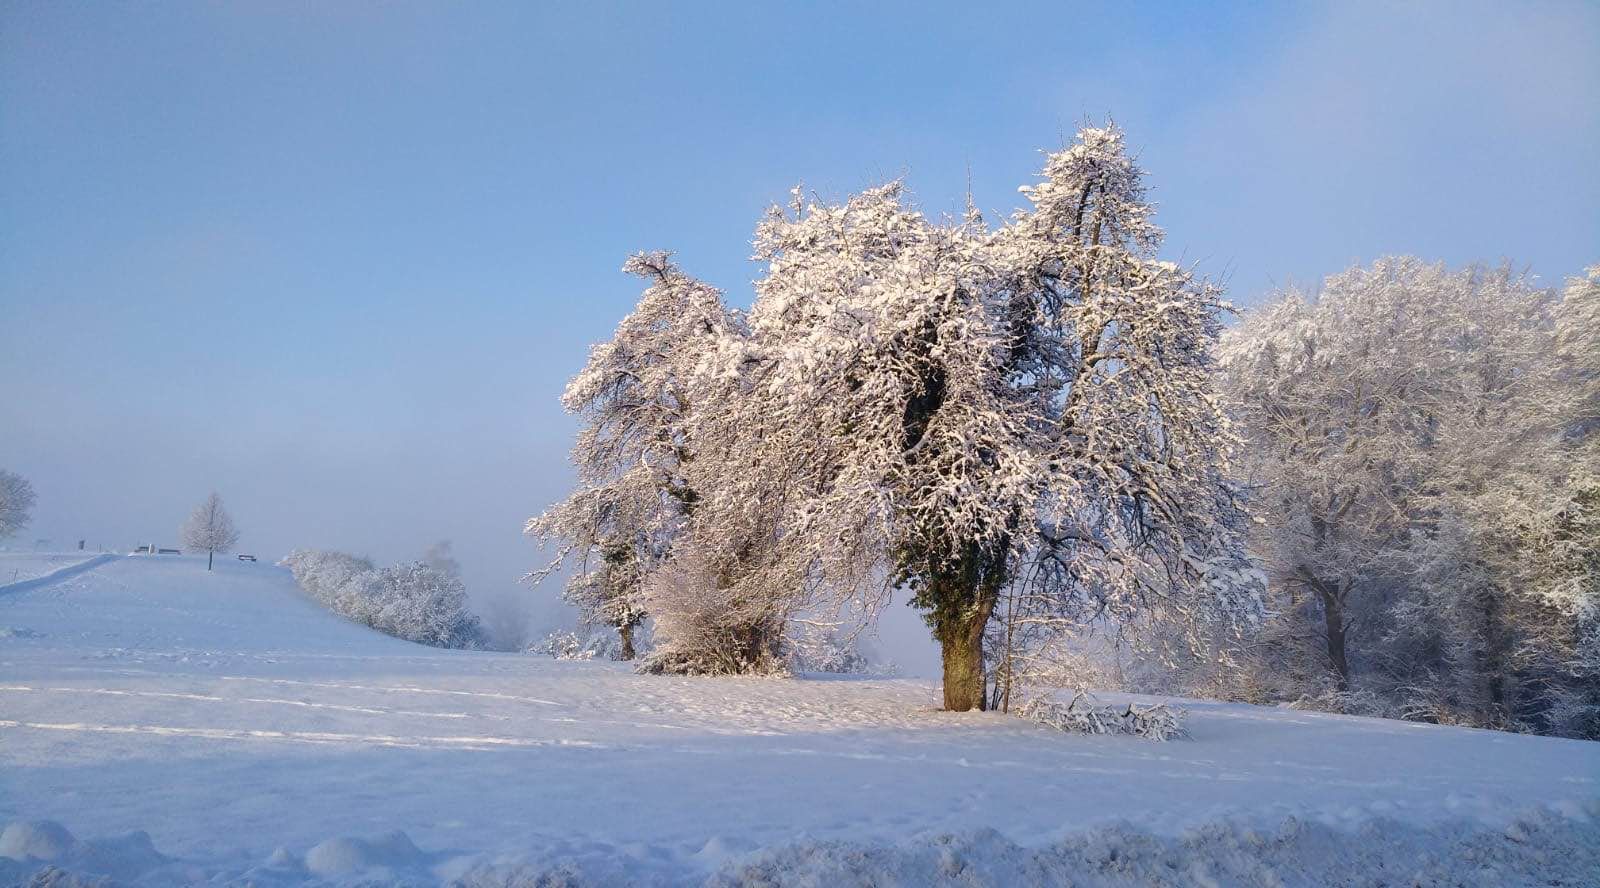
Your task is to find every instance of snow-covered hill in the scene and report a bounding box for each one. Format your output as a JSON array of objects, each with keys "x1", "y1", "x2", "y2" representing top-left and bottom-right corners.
[{"x1": 1, "y1": 556, "x2": 1595, "y2": 886}]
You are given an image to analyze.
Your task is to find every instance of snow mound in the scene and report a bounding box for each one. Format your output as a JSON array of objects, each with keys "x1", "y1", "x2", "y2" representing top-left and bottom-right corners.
[
  {"x1": 304, "y1": 830, "x2": 430, "y2": 878},
  {"x1": 0, "y1": 820, "x2": 168, "y2": 884},
  {"x1": 5, "y1": 806, "x2": 1596, "y2": 887},
  {"x1": 0, "y1": 820, "x2": 75, "y2": 861},
  {"x1": 706, "y1": 805, "x2": 1600, "y2": 888}
]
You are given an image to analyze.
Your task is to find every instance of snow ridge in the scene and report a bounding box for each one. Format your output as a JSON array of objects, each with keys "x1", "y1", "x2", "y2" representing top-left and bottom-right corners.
[
  {"x1": 0, "y1": 553, "x2": 117, "y2": 597},
  {"x1": 3, "y1": 804, "x2": 1596, "y2": 887}
]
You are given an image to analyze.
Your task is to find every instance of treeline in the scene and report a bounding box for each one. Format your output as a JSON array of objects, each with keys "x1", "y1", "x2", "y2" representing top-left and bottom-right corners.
[
  {"x1": 1204, "y1": 259, "x2": 1600, "y2": 737},
  {"x1": 281, "y1": 546, "x2": 484, "y2": 650},
  {"x1": 529, "y1": 123, "x2": 1599, "y2": 738}
]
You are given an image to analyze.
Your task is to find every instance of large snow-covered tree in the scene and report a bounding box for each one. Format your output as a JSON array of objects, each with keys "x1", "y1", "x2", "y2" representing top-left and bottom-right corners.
[
  {"x1": 0, "y1": 469, "x2": 36, "y2": 541},
  {"x1": 699, "y1": 126, "x2": 1259, "y2": 708},
  {"x1": 536, "y1": 126, "x2": 1257, "y2": 704},
  {"x1": 527, "y1": 253, "x2": 739, "y2": 661},
  {"x1": 181, "y1": 492, "x2": 240, "y2": 571}
]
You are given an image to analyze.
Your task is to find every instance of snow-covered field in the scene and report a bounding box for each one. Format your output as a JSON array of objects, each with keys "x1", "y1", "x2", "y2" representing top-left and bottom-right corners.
[{"x1": 1, "y1": 557, "x2": 1595, "y2": 886}]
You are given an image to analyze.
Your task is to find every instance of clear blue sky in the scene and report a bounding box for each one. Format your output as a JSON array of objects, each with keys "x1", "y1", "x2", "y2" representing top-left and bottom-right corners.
[{"x1": 3, "y1": 2, "x2": 1596, "y2": 665}]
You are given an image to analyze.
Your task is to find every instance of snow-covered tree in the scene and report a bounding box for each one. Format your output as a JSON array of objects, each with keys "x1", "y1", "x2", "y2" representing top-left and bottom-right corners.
[
  {"x1": 1220, "y1": 258, "x2": 1600, "y2": 736},
  {"x1": 479, "y1": 589, "x2": 537, "y2": 651},
  {"x1": 1557, "y1": 266, "x2": 1600, "y2": 436},
  {"x1": 691, "y1": 125, "x2": 1259, "y2": 708},
  {"x1": 181, "y1": 492, "x2": 240, "y2": 571},
  {"x1": 535, "y1": 126, "x2": 1257, "y2": 703},
  {"x1": 0, "y1": 469, "x2": 36, "y2": 541},
  {"x1": 527, "y1": 253, "x2": 739, "y2": 660}
]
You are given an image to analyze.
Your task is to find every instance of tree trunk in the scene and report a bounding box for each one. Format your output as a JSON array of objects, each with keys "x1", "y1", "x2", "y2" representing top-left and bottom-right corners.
[
  {"x1": 932, "y1": 562, "x2": 1002, "y2": 712},
  {"x1": 207, "y1": 549, "x2": 214, "y2": 571},
  {"x1": 1481, "y1": 591, "x2": 1506, "y2": 713},
  {"x1": 618, "y1": 623, "x2": 636, "y2": 661},
  {"x1": 1318, "y1": 585, "x2": 1350, "y2": 691},
  {"x1": 939, "y1": 613, "x2": 988, "y2": 711}
]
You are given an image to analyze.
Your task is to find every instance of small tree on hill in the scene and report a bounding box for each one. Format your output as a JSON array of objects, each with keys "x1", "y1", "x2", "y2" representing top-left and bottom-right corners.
[
  {"x1": 0, "y1": 469, "x2": 36, "y2": 541},
  {"x1": 182, "y1": 492, "x2": 240, "y2": 570}
]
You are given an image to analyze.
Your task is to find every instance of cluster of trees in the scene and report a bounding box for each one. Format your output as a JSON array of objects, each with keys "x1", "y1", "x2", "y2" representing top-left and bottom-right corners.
[
  {"x1": 0, "y1": 469, "x2": 36, "y2": 542},
  {"x1": 531, "y1": 124, "x2": 1597, "y2": 735},
  {"x1": 1208, "y1": 261, "x2": 1600, "y2": 738},
  {"x1": 281, "y1": 542, "x2": 484, "y2": 649}
]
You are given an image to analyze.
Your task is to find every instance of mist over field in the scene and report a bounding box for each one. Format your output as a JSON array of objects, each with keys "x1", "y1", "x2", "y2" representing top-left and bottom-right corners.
[{"x1": 4, "y1": 2, "x2": 1596, "y2": 670}]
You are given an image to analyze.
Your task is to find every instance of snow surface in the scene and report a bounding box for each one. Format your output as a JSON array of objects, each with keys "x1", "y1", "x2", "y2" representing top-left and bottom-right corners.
[
  {"x1": 1, "y1": 556, "x2": 1596, "y2": 886},
  {"x1": 0, "y1": 551, "x2": 100, "y2": 586}
]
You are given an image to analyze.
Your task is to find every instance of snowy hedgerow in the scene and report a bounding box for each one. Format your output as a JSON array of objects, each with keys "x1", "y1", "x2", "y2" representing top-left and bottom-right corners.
[
  {"x1": 0, "y1": 469, "x2": 36, "y2": 541},
  {"x1": 280, "y1": 549, "x2": 484, "y2": 650},
  {"x1": 372, "y1": 562, "x2": 484, "y2": 649}
]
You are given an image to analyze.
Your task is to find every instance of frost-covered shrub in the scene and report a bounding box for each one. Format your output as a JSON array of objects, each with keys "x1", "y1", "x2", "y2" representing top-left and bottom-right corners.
[
  {"x1": 280, "y1": 549, "x2": 484, "y2": 649},
  {"x1": 636, "y1": 553, "x2": 786, "y2": 676},
  {"x1": 786, "y1": 625, "x2": 897, "y2": 676},
  {"x1": 372, "y1": 562, "x2": 484, "y2": 649},
  {"x1": 1018, "y1": 693, "x2": 1187, "y2": 741},
  {"x1": 1286, "y1": 689, "x2": 1403, "y2": 720},
  {"x1": 530, "y1": 629, "x2": 622, "y2": 661}
]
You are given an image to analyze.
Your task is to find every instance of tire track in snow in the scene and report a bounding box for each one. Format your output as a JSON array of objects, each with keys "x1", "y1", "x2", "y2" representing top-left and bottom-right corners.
[
  {"x1": 0, "y1": 716, "x2": 1433, "y2": 787},
  {"x1": 0, "y1": 719, "x2": 607, "y2": 751},
  {"x1": 0, "y1": 685, "x2": 495, "y2": 720},
  {"x1": 215, "y1": 675, "x2": 565, "y2": 706}
]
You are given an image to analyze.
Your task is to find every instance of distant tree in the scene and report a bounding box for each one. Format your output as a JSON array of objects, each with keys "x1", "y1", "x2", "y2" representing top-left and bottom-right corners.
[
  {"x1": 0, "y1": 469, "x2": 36, "y2": 541},
  {"x1": 424, "y1": 540, "x2": 461, "y2": 577},
  {"x1": 478, "y1": 589, "x2": 536, "y2": 651},
  {"x1": 181, "y1": 492, "x2": 240, "y2": 570}
]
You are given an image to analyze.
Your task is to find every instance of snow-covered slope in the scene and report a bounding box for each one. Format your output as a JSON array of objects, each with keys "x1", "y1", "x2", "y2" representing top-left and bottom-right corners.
[
  {"x1": 1, "y1": 556, "x2": 1596, "y2": 886},
  {"x1": 0, "y1": 551, "x2": 102, "y2": 586}
]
